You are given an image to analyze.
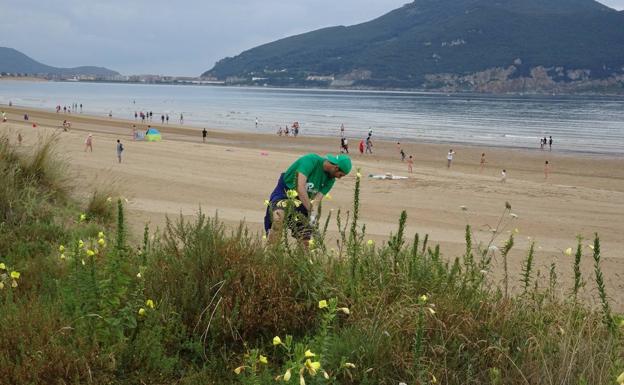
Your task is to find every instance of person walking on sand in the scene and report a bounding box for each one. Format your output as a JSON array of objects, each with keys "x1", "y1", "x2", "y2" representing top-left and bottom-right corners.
[
  {"x1": 407, "y1": 155, "x2": 414, "y2": 173},
  {"x1": 264, "y1": 153, "x2": 352, "y2": 247},
  {"x1": 479, "y1": 152, "x2": 486, "y2": 172},
  {"x1": 500, "y1": 169, "x2": 507, "y2": 183},
  {"x1": 359, "y1": 139, "x2": 364, "y2": 155},
  {"x1": 179, "y1": 113, "x2": 184, "y2": 125},
  {"x1": 544, "y1": 160, "x2": 551, "y2": 179},
  {"x1": 447, "y1": 149, "x2": 456, "y2": 168},
  {"x1": 549, "y1": 136, "x2": 553, "y2": 151},
  {"x1": 366, "y1": 136, "x2": 373, "y2": 154},
  {"x1": 340, "y1": 123, "x2": 345, "y2": 138},
  {"x1": 84, "y1": 134, "x2": 93, "y2": 152},
  {"x1": 116, "y1": 139, "x2": 124, "y2": 163},
  {"x1": 202, "y1": 128, "x2": 208, "y2": 143},
  {"x1": 400, "y1": 149, "x2": 406, "y2": 162},
  {"x1": 255, "y1": 117, "x2": 259, "y2": 128}
]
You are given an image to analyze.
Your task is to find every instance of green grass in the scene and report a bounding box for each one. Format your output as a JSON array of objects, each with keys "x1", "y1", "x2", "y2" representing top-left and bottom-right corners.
[{"x1": 0, "y1": 135, "x2": 622, "y2": 385}]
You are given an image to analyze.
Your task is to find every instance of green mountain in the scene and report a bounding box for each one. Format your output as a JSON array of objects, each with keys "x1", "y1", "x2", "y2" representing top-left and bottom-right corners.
[
  {"x1": 203, "y1": 0, "x2": 624, "y2": 92},
  {"x1": 0, "y1": 47, "x2": 120, "y2": 78}
]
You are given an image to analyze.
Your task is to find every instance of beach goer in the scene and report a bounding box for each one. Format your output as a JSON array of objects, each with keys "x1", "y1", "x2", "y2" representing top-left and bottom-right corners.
[
  {"x1": 340, "y1": 137, "x2": 349, "y2": 154},
  {"x1": 501, "y1": 169, "x2": 507, "y2": 183},
  {"x1": 359, "y1": 139, "x2": 364, "y2": 154},
  {"x1": 161, "y1": 115, "x2": 165, "y2": 124},
  {"x1": 544, "y1": 160, "x2": 550, "y2": 179},
  {"x1": 340, "y1": 124, "x2": 345, "y2": 138},
  {"x1": 116, "y1": 140, "x2": 124, "y2": 163},
  {"x1": 109, "y1": 111, "x2": 113, "y2": 118},
  {"x1": 407, "y1": 155, "x2": 414, "y2": 173},
  {"x1": 166, "y1": 114, "x2": 169, "y2": 124},
  {"x1": 24, "y1": 114, "x2": 29, "y2": 121},
  {"x1": 264, "y1": 153, "x2": 352, "y2": 246},
  {"x1": 84, "y1": 134, "x2": 93, "y2": 152},
  {"x1": 134, "y1": 112, "x2": 138, "y2": 120},
  {"x1": 17, "y1": 133, "x2": 22, "y2": 146},
  {"x1": 255, "y1": 117, "x2": 258, "y2": 128},
  {"x1": 202, "y1": 128, "x2": 208, "y2": 143},
  {"x1": 479, "y1": 153, "x2": 486, "y2": 172},
  {"x1": 549, "y1": 136, "x2": 553, "y2": 151},
  {"x1": 400, "y1": 149, "x2": 406, "y2": 162},
  {"x1": 365, "y1": 137, "x2": 373, "y2": 154},
  {"x1": 447, "y1": 149, "x2": 456, "y2": 168},
  {"x1": 180, "y1": 113, "x2": 184, "y2": 125},
  {"x1": 396, "y1": 142, "x2": 402, "y2": 153},
  {"x1": 132, "y1": 124, "x2": 137, "y2": 140},
  {"x1": 80, "y1": 103, "x2": 82, "y2": 112}
]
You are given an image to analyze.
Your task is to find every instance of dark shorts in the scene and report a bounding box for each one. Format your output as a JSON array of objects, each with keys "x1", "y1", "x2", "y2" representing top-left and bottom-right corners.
[{"x1": 264, "y1": 174, "x2": 312, "y2": 240}]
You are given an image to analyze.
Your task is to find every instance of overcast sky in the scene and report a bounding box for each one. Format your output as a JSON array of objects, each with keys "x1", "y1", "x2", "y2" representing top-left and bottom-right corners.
[{"x1": 1, "y1": 0, "x2": 623, "y2": 76}]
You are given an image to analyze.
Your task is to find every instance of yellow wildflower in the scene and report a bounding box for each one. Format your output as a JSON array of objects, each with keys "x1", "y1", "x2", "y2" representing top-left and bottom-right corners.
[
  {"x1": 325, "y1": 193, "x2": 332, "y2": 200},
  {"x1": 356, "y1": 172, "x2": 362, "y2": 178},
  {"x1": 432, "y1": 374, "x2": 438, "y2": 384},
  {"x1": 0, "y1": 262, "x2": 5, "y2": 270},
  {"x1": 619, "y1": 319, "x2": 624, "y2": 328},
  {"x1": 259, "y1": 355, "x2": 268, "y2": 364},
  {"x1": 419, "y1": 294, "x2": 428, "y2": 303},
  {"x1": 299, "y1": 373, "x2": 305, "y2": 385},
  {"x1": 0, "y1": 282, "x2": 4, "y2": 290},
  {"x1": 318, "y1": 300, "x2": 327, "y2": 309},
  {"x1": 98, "y1": 238, "x2": 106, "y2": 246},
  {"x1": 79, "y1": 213, "x2": 86, "y2": 222},
  {"x1": 283, "y1": 368, "x2": 292, "y2": 381},
  {"x1": 617, "y1": 371, "x2": 624, "y2": 385},
  {"x1": 81, "y1": 259, "x2": 86, "y2": 265},
  {"x1": 138, "y1": 308, "x2": 146, "y2": 316},
  {"x1": 60, "y1": 253, "x2": 66, "y2": 260},
  {"x1": 367, "y1": 239, "x2": 374, "y2": 246},
  {"x1": 98, "y1": 231, "x2": 105, "y2": 239},
  {"x1": 146, "y1": 299, "x2": 155, "y2": 309},
  {"x1": 262, "y1": 235, "x2": 267, "y2": 240},
  {"x1": 86, "y1": 249, "x2": 95, "y2": 257},
  {"x1": 286, "y1": 189, "x2": 298, "y2": 199},
  {"x1": 264, "y1": 199, "x2": 270, "y2": 206},
  {"x1": 10, "y1": 271, "x2": 20, "y2": 280},
  {"x1": 305, "y1": 359, "x2": 321, "y2": 375},
  {"x1": 304, "y1": 349, "x2": 316, "y2": 358},
  {"x1": 338, "y1": 307, "x2": 350, "y2": 315},
  {"x1": 273, "y1": 336, "x2": 282, "y2": 346},
  {"x1": 106, "y1": 196, "x2": 112, "y2": 203},
  {"x1": 308, "y1": 239, "x2": 315, "y2": 247},
  {"x1": 293, "y1": 199, "x2": 302, "y2": 208},
  {"x1": 11, "y1": 280, "x2": 17, "y2": 288},
  {"x1": 234, "y1": 366, "x2": 246, "y2": 375},
  {"x1": 564, "y1": 247, "x2": 573, "y2": 256},
  {"x1": 78, "y1": 240, "x2": 84, "y2": 248},
  {"x1": 59, "y1": 245, "x2": 65, "y2": 252},
  {"x1": 136, "y1": 272, "x2": 142, "y2": 278}
]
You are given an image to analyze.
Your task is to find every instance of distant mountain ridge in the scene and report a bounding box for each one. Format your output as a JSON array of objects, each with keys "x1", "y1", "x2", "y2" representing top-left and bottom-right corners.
[
  {"x1": 0, "y1": 47, "x2": 120, "y2": 78},
  {"x1": 203, "y1": 0, "x2": 624, "y2": 93}
]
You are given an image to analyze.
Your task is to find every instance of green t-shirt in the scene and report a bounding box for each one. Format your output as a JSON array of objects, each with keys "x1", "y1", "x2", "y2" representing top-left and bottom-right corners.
[{"x1": 283, "y1": 153, "x2": 335, "y2": 199}]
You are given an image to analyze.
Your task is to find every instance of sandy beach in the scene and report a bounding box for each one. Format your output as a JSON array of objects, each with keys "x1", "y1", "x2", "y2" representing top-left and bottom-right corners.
[{"x1": 2, "y1": 105, "x2": 623, "y2": 309}]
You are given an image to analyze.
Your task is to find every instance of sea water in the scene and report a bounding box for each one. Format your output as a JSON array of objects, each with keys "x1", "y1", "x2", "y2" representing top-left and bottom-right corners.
[{"x1": 1, "y1": 80, "x2": 623, "y2": 155}]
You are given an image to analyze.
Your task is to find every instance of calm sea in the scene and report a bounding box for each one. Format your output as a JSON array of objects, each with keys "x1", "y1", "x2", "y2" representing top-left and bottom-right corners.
[{"x1": 1, "y1": 81, "x2": 623, "y2": 155}]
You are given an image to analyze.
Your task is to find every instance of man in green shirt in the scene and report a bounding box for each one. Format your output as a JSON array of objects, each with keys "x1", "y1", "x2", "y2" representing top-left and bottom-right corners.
[{"x1": 264, "y1": 153, "x2": 352, "y2": 243}]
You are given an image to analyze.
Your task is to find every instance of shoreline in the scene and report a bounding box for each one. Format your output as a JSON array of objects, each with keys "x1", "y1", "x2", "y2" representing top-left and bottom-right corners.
[{"x1": 2, "y1": 103, "x2": 622, "y2": 160}]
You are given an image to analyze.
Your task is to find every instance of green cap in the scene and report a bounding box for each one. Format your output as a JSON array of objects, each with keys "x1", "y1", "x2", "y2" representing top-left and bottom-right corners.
[{"x1": 325, "y1": 154, "x2": 352, "y2": 174}]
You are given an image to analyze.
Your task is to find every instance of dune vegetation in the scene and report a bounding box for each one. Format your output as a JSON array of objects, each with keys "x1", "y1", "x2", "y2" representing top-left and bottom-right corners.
[{"x1": 0, "y1": 134, "x2": 622, "y2": 385}]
